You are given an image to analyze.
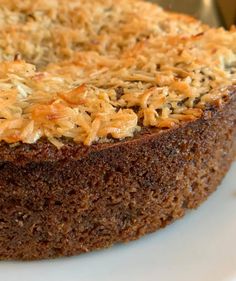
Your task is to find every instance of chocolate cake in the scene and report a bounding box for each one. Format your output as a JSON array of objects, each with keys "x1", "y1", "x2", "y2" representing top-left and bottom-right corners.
[{"x1": 0, "y1": 0, "x2": 235, "y2": 260}]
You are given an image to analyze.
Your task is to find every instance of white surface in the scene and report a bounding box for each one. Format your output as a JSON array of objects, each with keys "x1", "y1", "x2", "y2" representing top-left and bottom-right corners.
[{"x1": 1, "y1": 163, "x2": 236, "y2": 281}]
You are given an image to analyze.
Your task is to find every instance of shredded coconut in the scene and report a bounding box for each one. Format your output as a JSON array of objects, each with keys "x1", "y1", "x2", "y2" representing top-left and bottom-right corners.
[{"x1": 0, "y1": 0, "x2": 235, "y2": 147}]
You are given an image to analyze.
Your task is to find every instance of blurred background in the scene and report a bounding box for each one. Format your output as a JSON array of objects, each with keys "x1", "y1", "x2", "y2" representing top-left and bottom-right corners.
[{"x1": 150, "y1": 0, "x2": 236, "y2": 28}]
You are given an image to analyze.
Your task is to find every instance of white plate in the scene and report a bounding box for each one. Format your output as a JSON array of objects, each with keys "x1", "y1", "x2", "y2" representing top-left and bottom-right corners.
[{"x1": 1, "y1": 162, "x2": 236, "y2": 281}]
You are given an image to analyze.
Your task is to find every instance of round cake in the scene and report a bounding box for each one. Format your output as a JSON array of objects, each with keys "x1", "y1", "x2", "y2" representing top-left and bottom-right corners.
[{"x1": 0, "y1": 0, "x2": 235, "y2": 260}]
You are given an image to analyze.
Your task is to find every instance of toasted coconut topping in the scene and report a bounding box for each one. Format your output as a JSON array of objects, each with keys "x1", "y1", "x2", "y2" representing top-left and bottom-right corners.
[{"x1": 0, "y1": 0, "x2": 235, "y2": 147}]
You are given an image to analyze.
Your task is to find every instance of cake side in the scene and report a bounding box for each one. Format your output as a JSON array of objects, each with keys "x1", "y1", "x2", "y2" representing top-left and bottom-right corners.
[{"x1": 0, "y1": 88, "x2": 235, "y2": 260}]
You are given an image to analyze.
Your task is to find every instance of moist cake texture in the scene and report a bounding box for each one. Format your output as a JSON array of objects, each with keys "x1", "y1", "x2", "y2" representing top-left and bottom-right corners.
[{"x1": 0, "y1": 0, "x2": 235, "y2": 260}]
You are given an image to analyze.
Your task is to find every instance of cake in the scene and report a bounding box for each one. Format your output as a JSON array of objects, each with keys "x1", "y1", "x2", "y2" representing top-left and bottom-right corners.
[{"x1": 0, "y1": 0, "x2": 235, "y2": 260}]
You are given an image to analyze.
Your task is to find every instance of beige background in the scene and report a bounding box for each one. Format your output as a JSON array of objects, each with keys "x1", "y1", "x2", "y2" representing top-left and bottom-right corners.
[
  {"x1": 217, "y1": 0, "x2": 236, "y2": 28},
  {"x1": 150, "y1": 0, "x2": 236, "y2": 28}
]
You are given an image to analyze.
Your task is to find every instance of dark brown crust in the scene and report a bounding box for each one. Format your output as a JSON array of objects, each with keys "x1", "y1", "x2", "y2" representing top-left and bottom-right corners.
[
  {"x1": 0, "y1": 87, "x2": 235, "y2": 166},
  {"x1": 0, "y1": 87, "x2": 235, "y2": 260}
]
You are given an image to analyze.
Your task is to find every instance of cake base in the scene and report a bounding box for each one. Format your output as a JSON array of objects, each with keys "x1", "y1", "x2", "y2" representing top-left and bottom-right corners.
[{"x1": 0, "y1": 90, "x2": 235, "y2": 260}]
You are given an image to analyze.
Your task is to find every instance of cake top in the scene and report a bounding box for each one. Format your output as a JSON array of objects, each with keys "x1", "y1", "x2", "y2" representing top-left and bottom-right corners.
[{"x1": 0, "y1": 0, "x2": 235, "y2": 147}]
